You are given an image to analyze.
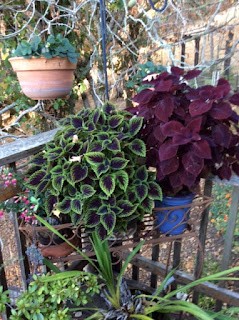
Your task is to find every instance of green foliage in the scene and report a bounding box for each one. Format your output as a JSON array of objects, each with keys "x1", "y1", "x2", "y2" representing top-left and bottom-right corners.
[
  {"x1": 26, "y1": 103, "x2": 162, "y2": 237},
  {"x1": 0, "y1": 286, "x2": 10, "y2": 313},
  {"x1": 126, "y1": 61, "x2": 166, "y2": 92},
  {"x1": 12, "y1": 34, "x2": 79, "y2": 64},
  {"x1": 2, "y1": 271, "x2": 99, "y2": 320}
]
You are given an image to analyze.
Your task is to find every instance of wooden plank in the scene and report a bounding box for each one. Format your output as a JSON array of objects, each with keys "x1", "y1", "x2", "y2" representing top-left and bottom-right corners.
[
  {"x1": 0, "y1": 184, "x2": 23, "y2": 202},
  {"x1": 0, "y1": 128, "x2": 58, "y2": 166},
  {"x1": 122, "y1": 253, "x2": 239, "y2": 306}
]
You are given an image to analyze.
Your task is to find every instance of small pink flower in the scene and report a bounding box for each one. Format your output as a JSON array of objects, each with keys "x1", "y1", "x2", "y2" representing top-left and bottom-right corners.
[{"x1": 0, "y1": 210, "x2": 4, "y2": 219}]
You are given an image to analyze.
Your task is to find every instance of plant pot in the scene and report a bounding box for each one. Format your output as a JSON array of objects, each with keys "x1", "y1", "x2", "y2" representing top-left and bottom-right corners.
[
  {"x1": 155, "y1": 194, "x2": 194, "y2": 235},
  {"x1": 9, "y1": 56, "x2": 76, "y2": 100}
]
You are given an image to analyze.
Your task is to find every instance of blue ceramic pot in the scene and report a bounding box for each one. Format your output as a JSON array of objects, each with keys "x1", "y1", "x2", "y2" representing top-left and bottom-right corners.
[{"x1": 155, "y1": 194, "x2": 194, "y2": 235}]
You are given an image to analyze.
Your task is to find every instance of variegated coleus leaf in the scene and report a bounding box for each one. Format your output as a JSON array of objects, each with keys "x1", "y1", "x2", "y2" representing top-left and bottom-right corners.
[
  {"x1": 148, "y1": 181, "x2": 162, "y2": 200},
  {"x1": 70, "y1": 163, "x2": 88, "y2": 183},
  {"x1": 57, "y1": 198, "x2": 72, "y2": 214},
  {"x1": 35, "y1": 177, "x2": 50, "y2": 196},
  {"x1": 51, "y1": 165, "x2": 63, "y2": 176},
  {"x1": 71, "y1": 199, "x2": 82, "y2": 214},
  {"x1": 71, "y1": 117, "x2": 83, "y2": 129},
  {"x1": 89, "y1": 141, "x2": 103, "y2": 152},
  {"x1": 117, "y1": 200, "x2": 136, "y2": 217},
  {"x1": 135, "y1": 166, "x2": 148, "y2": 181},
  {"x1": 99, "y1": 174, "x2": 116, "y2": 196},
  {"x1": 80, "y1": 184, "x2": 96, "y2": 199},
  {"x1": 111, "y1": 157, "x2": 129, "y2": 170},
  {"x1": 28, "y1": 170, "x2": 47, "y2": 188},
  {"x1": 84, "y1": 152, "x2": 105, "y2": 166},
  {"x1": 106, "y1": 138, "x2": 121, "y2": 152},
  {"x1": 52, "y1": 175, "x2": 65, "y2": 192},
  {"x1": 87, "y1": 198, "x2": 102, "y2": 210},
  {"x1": 139, "y1": 197, "x2": 154, "y2": 213},
  {"x1": 128, "y1": 139, "x2": 146, "y2": 157},
  {"x1": 85, "y1": 210, "x2": 101, "y2": 227},
  {"x1": 134, "y1": 184, "x2": 148, "y2": 202},
  {"x1": 108, "y1": 114, "x2": 124, "y2": 128},
  {"x1": 100, "y1": 211, "x2": 116, "y2": 234},
  {"x1": 30, "y1": 153, "x2": 45, "y2": 166},
  {"x1": 114, "y1": 170, "x2": 129, "y2": 192},
  {"x1": 44, "y1": 194, "x2": 58, "y2": 215},
  {"x1": 128, "y1": 117, "x2": 143, "y2": 136}
]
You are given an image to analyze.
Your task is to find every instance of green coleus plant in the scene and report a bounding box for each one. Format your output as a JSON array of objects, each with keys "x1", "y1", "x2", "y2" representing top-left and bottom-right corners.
[{"x1": 26, "y1": 103, "x2": 162, "y2": 238}]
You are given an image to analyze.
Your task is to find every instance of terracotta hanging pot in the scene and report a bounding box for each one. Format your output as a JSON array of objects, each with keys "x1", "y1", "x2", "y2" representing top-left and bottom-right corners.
[{"x1": 9, "y1": 56, "x2": 76, "y2": 100}]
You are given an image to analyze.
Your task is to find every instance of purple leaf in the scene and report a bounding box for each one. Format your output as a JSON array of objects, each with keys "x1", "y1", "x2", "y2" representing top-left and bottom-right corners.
[
  {"x1": 153, "y1": 125, "x2": 165, "y2": 143},
  {"x1": 186, "y1": 117, "x2": 202, "y2": 133},
  {"x1": 160, "y1": 157, "x2": 179, "y2": 175},
  {"x1": 184, "y1": 69, "x2": 202, "y2": 80},
  {"x1": 133, "y1": 88, "x2": 156, "y2": 105},
  {"x1": 161, "y1": 121, "x2": 184, "y2": 137},
  {"x1": 158, "y1": 140, "x2": 178, "y2": 161},
  {"x1": 182, "y1": 152, "x2": 204, "y2": 176},
  {"x1": 229, "y1": 93, "x2": 239, "y2": 106},
  {"x1": 93, "y1": 109, "x2": 101, "y2": 123},
  {"x1": 209, "y1": 102, "x2": 232, "y2": 120},
  {"x1": 216, "y1": 165, "x2": 232, "y2": 180},
  {"x1": 155, "y1": 79, "x2": 173, "y2": 92},
  {"x1": 180, "y1": 170, "x2": 197, "y2": 188},
  {"x1": 154, "y1": 96, "x2": 174, "y2": 122},
  {"x1": 191, "y1": 140, "x2": 212, "y2": 159},
  {"x1": 212, "y1": 124, "x2": 232, "y2": 148},
  {"x1": 189, "y1": 100, "x2": 213, "y2": 116},
  {"x1": 171, "y1": 66, "x2": 184, "y2": 77}
]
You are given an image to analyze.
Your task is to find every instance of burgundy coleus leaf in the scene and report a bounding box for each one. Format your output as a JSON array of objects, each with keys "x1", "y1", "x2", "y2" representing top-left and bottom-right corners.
[
  {"x1": 160, "y1": 156, "x2": 179, "y2": 175},
  {"x1": 216, "y1": 165, "x2": 232, "y2": 180},
  {"x1": 169, "y1": 172, "x2": 183, "y2": 190},
  {"x1": 189, "y1": 100, "x2": 213, "y2": 116},
  {"x1": 70, "y1": 164, "x2": 88, "y2": 183},
  {"x1": 191, "y1": 140, "x2": 212, "y2": 159},
  {"x1": 186, "y1": 117, "x2": 202, "y2": 133},
  {"x1": 229, "y1": 93, "x2": 239, "y2": 106},
  {"x1": 171, "y1": 66, "x2": 184, "y2": 77},
  {"x1": 172, "y1": 127, "x2": 201, "y2": 145},
  {"x1": 212, "y1": 124, "x2": 232, "y2": 148},
  {"x1": 132, "y1": 88, "x2": 156, "y2": 105},
  {"x1": 158, "y1": 140, "x2": 178, "y2": 161},
  {"x1": 153, "y1": 125, "x2": 165, "y2": 143},
  {"x1": 101, "y1": 212, "x2": 116, "y2": 233},
  {"x1": 209, "y1": 102, "x2": 232, "y2": 120},
  {"x1": 180, "y1": 170, "x2": 197, "y2": 188},
  {"x1": 72, "y1": 117, "x2": 83, "y2": 129},
  {"x1": 183, "y1": 69, "x2": 202, "y2": 80},
  {"x1": 232, "y1": 162, "x2": 239, "y2": 176},
  {"x1": 154, "y1": 96, "x2": 174, "y2": 122},
  {"x1": 182, "y1": 152, "x2": 204, "y2": 176},
  {"x1": 155, "y1": 79, "x2": 173, "y2": 92},
  {"x1": 216, "y1": 78, "x2": 231, "y2": 98},
  {"x1": 156, "y1": 165, "x2": 165, "y2": 181},
  {"x1": 161, "y1": 121, "x2": 184, "y2": 137}
]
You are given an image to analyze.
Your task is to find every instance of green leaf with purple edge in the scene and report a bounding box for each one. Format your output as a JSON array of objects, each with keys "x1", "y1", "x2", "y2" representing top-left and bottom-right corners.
[
  {"x1": 85, "y1": 211, "x2": 101, "y2": 227},
  {"x1": 128, "y1": 117, "x2": 143, "y2": 136},
  {"x1": 134, "y1": 184, "x2": 148, "y2": 202},
  {"x1": 80, "y1": 184, "x2": 96, "y2": 199},
  {"x1": 148, "y1": 181, "x2": 162, "y2": 200},
  {"x1": 139, "y1": 197, "x2": 154, "y2": 213},
  {"x1": 100, "y1": 211, "x2": 116, "y2": 234},
  {"x1": 107, "y1": 138, "x2": 121, "y2": 152},
  {"x1": 99, "y1": 175, "x2": 116, "y2": 196},
  {"x1": 70, "y1": 163, "x2": 88, "y2": 183},
  {"x1": 135, "y1": 166, "x2": 148, "y2": 181},
  {"x1": 117, "y1": 200, "x2": 136, "y2": 217},
  {"x1": 84, "y1": 152, "x2": 105, "y2": 166},
  {"x1": 108, "y1": 115, "x2": 124, "y2": 128},
  {"x1": 52, "y1": 175, "x2": 64, "y2": 192},
  {"x1": 115, "y1": 170, "x2": 129, "y2": 191},
  {"x1": 111, "y1": 157, "x2": 129, "y2": 170},
  {"x1": 71, "y1": 199, "x2": 82, "y2": 214},
  {"x1": 58, "y1": 198, "x2": 72, "y2": 214},
  {"x1": 128, "y1": 139, "x2": 146, "y2": 157},
  {"x1": 28, "y1": 170, "x2": 47, "y2": 188}
]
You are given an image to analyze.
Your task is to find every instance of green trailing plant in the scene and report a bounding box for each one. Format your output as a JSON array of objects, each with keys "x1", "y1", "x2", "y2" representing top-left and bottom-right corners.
[
  {"x1": 0, "y1": 271, "x2": 99, "y2": 320},
  {"x1": 26, "y1": 103, "x2": 162, "y2": 238},
  {"x1": 11, "y1": 34, "x2": 79, "y2": 64}
]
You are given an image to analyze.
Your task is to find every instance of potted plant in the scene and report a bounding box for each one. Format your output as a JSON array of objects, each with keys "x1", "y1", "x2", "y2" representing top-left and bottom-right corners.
[
  {"x1": 128, "y1": 66, "x2": 239, "y2": 234},
  {"x1": 8, "y1": 34, "x2": 79, "y2": 100},
  {"x1": 25, "y1": 103, "x2": 162, "y2": 241}
]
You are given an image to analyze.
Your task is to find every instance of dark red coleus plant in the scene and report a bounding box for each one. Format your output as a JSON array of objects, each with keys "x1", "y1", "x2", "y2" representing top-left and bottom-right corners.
[{"x1": 128, "y1": 66, "x2": 239, "y2": 195}]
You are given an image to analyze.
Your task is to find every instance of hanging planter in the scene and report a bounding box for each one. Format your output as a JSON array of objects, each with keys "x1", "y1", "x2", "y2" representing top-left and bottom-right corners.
[
  {"x1": 8, "y1": 34, "x2": 78, "y2": 100},
  {"x1": 9, "y1": 56, "x2": 76, "y2": 100},
  {"x1": 155, "y1": 194, "x2": 194, "y2": 235}
]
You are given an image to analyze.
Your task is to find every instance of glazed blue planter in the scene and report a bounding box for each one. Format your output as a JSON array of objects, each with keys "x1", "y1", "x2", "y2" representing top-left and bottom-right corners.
[{"x1": 155, "y1": 194, "x2": 194, "y2": 235}]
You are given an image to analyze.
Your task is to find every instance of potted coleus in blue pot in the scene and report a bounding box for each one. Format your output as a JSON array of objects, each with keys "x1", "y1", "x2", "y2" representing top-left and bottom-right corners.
[
  {"x1": 128, "y1": 66, "x2": 239, "y2": 235},
  {"x1": 26, "y1": 103, "x2": 162, "y2": 241}
]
